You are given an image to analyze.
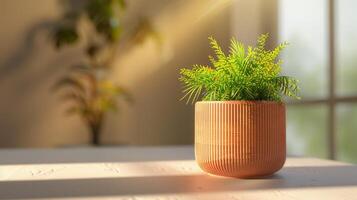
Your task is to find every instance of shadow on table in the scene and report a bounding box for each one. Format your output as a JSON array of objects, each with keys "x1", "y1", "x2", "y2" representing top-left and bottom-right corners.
[
  {"x1": 0, "y1": 146, "x2": 195, "y2": 164},
  {"x1": 1, "y1": 165, "x2": 357, "y2": 199}
]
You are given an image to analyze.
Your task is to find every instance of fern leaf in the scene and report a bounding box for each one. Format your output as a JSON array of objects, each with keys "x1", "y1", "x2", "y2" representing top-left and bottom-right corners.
[
  {"x1": 208, "y1": 36, "x2": 226, "y2": 60},
  {"x1": 229, "y1": 38, "x2": 245, "y2": 59}
]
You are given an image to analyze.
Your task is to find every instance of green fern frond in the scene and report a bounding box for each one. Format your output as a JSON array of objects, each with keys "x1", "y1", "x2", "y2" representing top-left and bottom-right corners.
[
  {"x1": 208, "y1": 36, "x2": 226, "y2": 61},
  {"x1": 257, "y1": 33, "x2": 269, "y2": 51},
  {"x1": 273, "y1": 76, "x2": 300, "y2": 99},
  {"x1": 179, "y1": 34, "x2": 300, "y2": 103},
  {"x1": 229, "y1": 38, "x2": 245, "y2": 60}
]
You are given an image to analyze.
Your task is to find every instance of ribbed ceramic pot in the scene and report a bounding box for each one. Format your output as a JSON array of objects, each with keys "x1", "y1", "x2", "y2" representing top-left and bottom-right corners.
[{"x1": 195, "y1": 101, "x2": 286, "y2": 178}]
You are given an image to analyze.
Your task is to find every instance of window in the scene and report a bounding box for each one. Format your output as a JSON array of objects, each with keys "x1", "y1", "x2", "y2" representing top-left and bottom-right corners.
[{"x1": 279, "y1": 0, "x2": 357, "y2": 163}]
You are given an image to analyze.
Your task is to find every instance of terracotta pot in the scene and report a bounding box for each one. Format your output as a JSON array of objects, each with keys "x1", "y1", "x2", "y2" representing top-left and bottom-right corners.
[{"x1": 195, "y1": 101, "x2": 286, "y2": 178}]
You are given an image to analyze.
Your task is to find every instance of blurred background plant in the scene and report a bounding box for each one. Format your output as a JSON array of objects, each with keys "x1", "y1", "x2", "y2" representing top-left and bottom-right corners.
[{"x1": 50, "y1": 0, "x2": 160, "y2": 145}]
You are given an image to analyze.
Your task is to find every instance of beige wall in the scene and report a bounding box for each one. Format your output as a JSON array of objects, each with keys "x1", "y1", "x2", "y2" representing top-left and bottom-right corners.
[
  {"x1": 232, "y1": 0, "x2": 278, "y2": 47},
  {"x1": 0, "y1": 0, "x2": 276, "y2": 147}
]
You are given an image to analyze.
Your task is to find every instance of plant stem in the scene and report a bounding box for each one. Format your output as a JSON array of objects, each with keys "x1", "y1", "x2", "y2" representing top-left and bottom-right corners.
[{"x1": 90, "y1": 122, "x2": 102, "y2": 146}]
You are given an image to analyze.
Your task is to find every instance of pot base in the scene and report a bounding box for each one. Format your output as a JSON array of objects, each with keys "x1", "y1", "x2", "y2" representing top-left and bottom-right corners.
[{"x1": 197, "y1": 158, "x2": 285, "y2": 178}]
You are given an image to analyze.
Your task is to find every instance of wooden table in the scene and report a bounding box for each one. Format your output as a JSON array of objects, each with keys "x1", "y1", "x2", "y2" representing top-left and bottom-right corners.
[{"x1": 1, "y1": 146, "x2": 357, "y2": 200}]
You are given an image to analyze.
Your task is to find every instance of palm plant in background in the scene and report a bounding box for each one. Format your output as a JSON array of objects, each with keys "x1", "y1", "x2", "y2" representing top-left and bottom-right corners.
[
  {"x1": 180, "y1": 34, "x2": 300, "y2": 103},
  {"x1": 51, "y1": 0, "x2": 159, "y2": 145}
]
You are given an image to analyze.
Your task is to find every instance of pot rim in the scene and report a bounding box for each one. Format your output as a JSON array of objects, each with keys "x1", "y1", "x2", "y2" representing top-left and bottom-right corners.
[{"x1": 195, "y1": 100, "x2": 285, "y2": 105}]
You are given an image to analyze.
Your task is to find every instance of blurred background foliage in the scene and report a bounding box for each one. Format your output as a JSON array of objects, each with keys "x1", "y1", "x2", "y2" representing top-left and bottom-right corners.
[{"x1": 51, "y1": 0, "x2": 160, "y2": 145}]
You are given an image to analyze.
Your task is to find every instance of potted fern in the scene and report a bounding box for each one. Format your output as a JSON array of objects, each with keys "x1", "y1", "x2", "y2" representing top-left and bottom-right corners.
[{"x1": 179, "y1": 34, "x2": 299, "y2": 178}]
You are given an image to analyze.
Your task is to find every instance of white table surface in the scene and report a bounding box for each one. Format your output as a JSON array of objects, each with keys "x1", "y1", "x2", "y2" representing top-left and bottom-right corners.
[{"x1": 1, "y1": 146, "x2": 357, "y2": 200}]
